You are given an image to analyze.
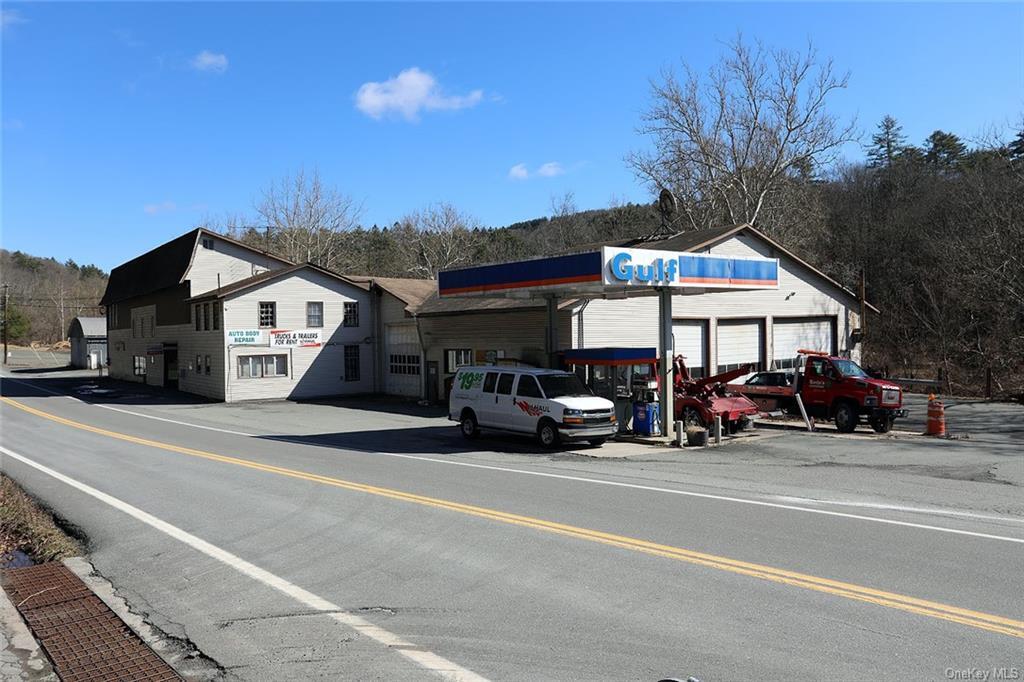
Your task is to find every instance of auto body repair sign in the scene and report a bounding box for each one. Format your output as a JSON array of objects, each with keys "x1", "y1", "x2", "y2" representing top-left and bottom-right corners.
[{"x1": 270, "y1": 329, "x2": 323, "y2": 347}]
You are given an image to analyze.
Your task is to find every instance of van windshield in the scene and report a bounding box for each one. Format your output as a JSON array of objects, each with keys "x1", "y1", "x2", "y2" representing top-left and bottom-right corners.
[{"x1": 538, "y1": 373, "x2": 592, "y2": 398}]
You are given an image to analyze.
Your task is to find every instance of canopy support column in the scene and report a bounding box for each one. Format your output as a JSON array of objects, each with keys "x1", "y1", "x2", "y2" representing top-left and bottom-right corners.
[
  {"x1": 545, "y1": 295, "x2": 559, "y2": 369},
  {"x1": 658, "y1": 287, "x2": 674, "y2": 439}
]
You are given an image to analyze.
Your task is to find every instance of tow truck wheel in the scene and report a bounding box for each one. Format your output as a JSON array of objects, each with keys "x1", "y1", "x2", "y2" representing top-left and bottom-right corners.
[
  {"x1": 834, "y1": 401, "x2": 858, "y2": 433},
  {"x1": 460, "y1": 410, "x2": 480, "y2": 440},
  {"x1": 537, "y1": 419, "x2": 560, "y2": 449},
  {"x1": 682, "y1": 407, "x2": 705, "y2": 430},
  {"x1": 870, "y1": 416, "x2": 894, "y2": 434}
]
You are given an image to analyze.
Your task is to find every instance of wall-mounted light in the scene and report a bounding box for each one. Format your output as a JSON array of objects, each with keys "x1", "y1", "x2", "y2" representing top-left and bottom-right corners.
[{"x1": 785, "y1": 291, "x2": 797, "y2": 301}]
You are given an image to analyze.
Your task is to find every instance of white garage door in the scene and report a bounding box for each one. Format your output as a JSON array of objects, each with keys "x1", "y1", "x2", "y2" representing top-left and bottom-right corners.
[
  {"x1": 772, "y1": 317, "x2": 835, "y2": 369},
  {"x1": 385, "y1": 323, "x2": 421, "y2": 397},
  {"x1": 717, "y1": 319, "x2": 764, "y2": 373},
  {"x1": 673, "y1": 320, "x2": 708, "y2": 378}
]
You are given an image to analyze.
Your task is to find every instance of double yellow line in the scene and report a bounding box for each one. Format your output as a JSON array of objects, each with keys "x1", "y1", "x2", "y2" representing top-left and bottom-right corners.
[{"x1": 3, "y1": 395, "x2": 1023, "y2": 640}]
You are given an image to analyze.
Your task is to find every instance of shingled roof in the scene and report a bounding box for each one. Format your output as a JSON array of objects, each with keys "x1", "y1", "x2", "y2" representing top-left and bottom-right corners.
[{"x1": 99, "y1": 228, "x2": 291, "y2": 306}]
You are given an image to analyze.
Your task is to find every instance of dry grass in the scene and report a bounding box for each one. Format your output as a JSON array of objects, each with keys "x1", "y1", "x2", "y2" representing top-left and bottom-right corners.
[{"x1": 1, "y1": 474, "x2": 82, "y2": 563}]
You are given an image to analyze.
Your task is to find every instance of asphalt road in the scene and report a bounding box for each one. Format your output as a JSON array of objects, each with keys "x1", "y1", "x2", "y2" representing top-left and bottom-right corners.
[{"x1": 2, "y1": 372, "x2": 1022, "y2": 681}]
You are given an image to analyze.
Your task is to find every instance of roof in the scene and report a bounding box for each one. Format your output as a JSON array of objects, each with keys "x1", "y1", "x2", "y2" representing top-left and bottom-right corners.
[
  {"x1": 68, "y1": 317, "x2": 106, "y2": 338},
  {"x1": 346, "y1": 276, "x2": 436, "y2": 312},
  {"x1": 187, "y1": 262, "x2": 368, "y2": 301},
  {"x1": 455, "y1": 365, "x2": 571, "y2": 376},
  {"x1": 414, "y1": 293, "x2": 580, "y2": 317},
  {"x1": 99, "y1": 228, "x2": 291, "y2": 306}
]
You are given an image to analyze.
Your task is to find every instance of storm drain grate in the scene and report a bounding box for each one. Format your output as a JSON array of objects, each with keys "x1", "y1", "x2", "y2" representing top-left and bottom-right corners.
[{"x1": 2, "y1": 562, "x2": 180, "y2": 681}]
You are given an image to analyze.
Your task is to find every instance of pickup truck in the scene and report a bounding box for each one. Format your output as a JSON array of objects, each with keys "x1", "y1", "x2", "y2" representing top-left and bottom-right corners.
[{"x1": 729, "y1": 350, "x2": 908, "y2": 433}]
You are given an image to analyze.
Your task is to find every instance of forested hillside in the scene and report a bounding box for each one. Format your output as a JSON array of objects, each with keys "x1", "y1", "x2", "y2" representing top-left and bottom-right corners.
[{"x1": 0, "y1": 251, "x2": 107, "y2": 345}]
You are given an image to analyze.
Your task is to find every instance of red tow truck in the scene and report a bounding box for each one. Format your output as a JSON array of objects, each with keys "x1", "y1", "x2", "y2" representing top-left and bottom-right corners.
[
  {"x1": 730, "y1": 350, "x2": 908, "y2": 433},
  {"x1": 673, "y1": 355, "x2": 760, "y2": 433}
]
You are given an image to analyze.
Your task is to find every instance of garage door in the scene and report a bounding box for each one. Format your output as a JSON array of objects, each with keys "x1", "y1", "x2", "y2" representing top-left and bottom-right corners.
[
  {"x1": 385, "y1": 324, "x2": 421, "y2": 397},
  {"x1": 673, "y1": 320, "x2": 708, "y2": 378},
  {"x1": 716, "y1": 319, "x2": 763, "y2": 373},
  {"x1": 772, "y1": 317, "x2": 835, "y2": 369}
]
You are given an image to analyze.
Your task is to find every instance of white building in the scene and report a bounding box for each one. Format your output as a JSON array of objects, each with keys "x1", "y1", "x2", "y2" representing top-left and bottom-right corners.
[
  {"x1": 414, "y1": 224, "x2": 874, "y2": 399},
  {"x1": 102, "y1": 224, "x2": 873, "y2": 404}
]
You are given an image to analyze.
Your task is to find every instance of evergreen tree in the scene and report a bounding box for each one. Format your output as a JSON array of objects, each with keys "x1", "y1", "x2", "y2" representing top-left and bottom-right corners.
[
  {"x1": 1007, "y1": 127, "x2": 1024, "y2": 164},
  {"x1": 867, "y1": 115, "x2": 906, "y2": 167},
  {"x1": 1, "y1": 303, "x2": 31, "y2": 343},
  {"x1": 924, "y1": 130, "x2": 967, "y2": 170}
]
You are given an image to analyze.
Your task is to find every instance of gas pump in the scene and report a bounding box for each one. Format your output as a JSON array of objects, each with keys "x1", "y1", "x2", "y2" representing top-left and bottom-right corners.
[
  {"x1": 560, "y1": 347, "x2": 659, "y2": 435},
  {"x1": 631, "y1": 375, "x2": 661, "y2": 437}
]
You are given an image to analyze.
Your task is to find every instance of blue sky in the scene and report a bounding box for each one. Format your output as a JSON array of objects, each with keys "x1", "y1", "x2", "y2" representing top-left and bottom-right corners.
[{"x1": 2, "y1": 2, "x2": 1022, "y2": 271}]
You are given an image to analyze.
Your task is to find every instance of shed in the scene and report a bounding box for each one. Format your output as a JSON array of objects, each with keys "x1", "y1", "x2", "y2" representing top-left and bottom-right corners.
[{"x1": 68, "y1": 317, "x2": 107, "y2": 369}]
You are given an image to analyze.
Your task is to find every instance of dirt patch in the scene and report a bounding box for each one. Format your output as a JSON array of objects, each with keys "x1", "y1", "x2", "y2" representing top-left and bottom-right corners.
[{"x1": 0, "y1": 474, "x2": 83, "y2": 566}]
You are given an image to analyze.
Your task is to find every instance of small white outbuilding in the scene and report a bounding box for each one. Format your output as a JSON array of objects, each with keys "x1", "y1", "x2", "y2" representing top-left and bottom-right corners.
[{"x1": 68, "y1": 316, "x2": 107, "y2": 369}]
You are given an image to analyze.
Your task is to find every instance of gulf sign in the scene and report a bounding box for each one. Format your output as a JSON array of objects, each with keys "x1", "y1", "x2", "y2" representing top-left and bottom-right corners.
[{"x1": 602, "y1": 247, "x2": 778, "y2": 290}]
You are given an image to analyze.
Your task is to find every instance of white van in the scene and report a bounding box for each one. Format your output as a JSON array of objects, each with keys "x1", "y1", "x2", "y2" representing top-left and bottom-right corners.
[{"x1": 449, "y1": 366, "x2": 617, "y2": 447}]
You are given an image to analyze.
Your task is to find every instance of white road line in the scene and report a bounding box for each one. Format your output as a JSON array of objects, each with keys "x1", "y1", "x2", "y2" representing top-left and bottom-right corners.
[
  {"x1": 0, "y1": 445, "x2": 488, "y2": 682},
  {"x1": 4, "y1": 375, "x2": 1024, "y2": 545}
]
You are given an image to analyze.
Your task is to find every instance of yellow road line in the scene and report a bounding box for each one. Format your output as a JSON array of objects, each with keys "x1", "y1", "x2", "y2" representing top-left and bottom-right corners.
[{"x1": 3, "y1": 395, "x2": 1023, "y2": 639}]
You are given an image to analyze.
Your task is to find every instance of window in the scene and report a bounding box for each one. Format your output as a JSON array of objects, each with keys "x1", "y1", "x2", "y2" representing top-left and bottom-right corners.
[
  {"x1": 203, "y1": 303, "x2": 210, "y2": 331},
  {"x1": 538, "y1": 373, "x2": 591, "y2": 398},
  {"x1": 212, "y1": 304, "x2": 220, "y2": 330},
  {"x1": 307, "y1": 302, "x2": 324, "y2": 328},
  {"x1": 195, "y1": 305, "x2": 201, "y2": 331},
  {"x1": 344, "y1": 345, "x2": 360, "y2": 381},
  {"x1": 496, "y1": 373, "x2": 514, "y2": 395},
  {"x1": 445, "y1": 348, "x2": 473, "y2": 373},
  {"x1": 389, "y1": 354, "x2": 420, "y2": 375},
  {"x1": 201, "y1": 236, "x2": 215, "y2": 250},
  {"x1": 237, "y1": 354, "x2": 288, "y2": 379},
  {"x1": 516, "y1": 375, "x2": 543, "y2": 398},
  {"x1": 482, "y1": 372, "x2": 498, "y2": 393},
  {"x1": 133, "y1": 356, "x2": 147, "y2": 376},
  {"x1": 204, "y1": 355, "x2": 212, "y2": 376},
  {"x1": 343, "y1": 302, "x2": 359, "y2": 328},
  {"x1": 259, "y1": 302, "x2": 276, "y2": 328},
  {"x1": 195, "y1": 355, "x2": 203, "y2": 375}
]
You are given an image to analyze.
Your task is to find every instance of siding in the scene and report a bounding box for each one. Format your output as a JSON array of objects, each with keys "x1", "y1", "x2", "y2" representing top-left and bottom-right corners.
[
  {"x1": 185, "y1": 236, "x2": 287, "y2": 297},
  {"x1": 569, "y1": 233, "x2": 861, "y2": 366},
  {"x1": 222, "y1": 270, "x2": 373, "y2": 401}
]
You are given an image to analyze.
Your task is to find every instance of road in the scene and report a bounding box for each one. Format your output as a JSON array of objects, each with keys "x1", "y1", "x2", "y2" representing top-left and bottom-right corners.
[{"x1": 2, "y1": 373, "x2": 1022, "y2": 680}]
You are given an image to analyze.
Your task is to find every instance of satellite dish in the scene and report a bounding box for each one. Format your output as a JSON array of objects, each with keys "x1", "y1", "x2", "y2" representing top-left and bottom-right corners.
[{"x1": 658, "y1": 188, "x2": 678, "y2": 219}]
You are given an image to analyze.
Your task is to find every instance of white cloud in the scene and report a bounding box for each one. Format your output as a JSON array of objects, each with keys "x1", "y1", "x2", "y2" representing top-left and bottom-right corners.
[
  {"x1": 190, "y1": 50, "x2": 228, "y2": 74},
  {"x1": 355, "y1": 67, "x2": 483, "y2": 121},
  {"x1": 144, "y1": 201, "x2": 177, "y2": 215},
  {"x1": 508, "y1": 163, "x2": 529, "y2": 181},
  {"x1": 1, "y1": 9, "x2": 28, "y2": 31},
  {"x1": 507, "y1": 161, "x2": 570, "y2": 181},
  {"x1": 536, "y1": 162, "x2": 565, "y2": 177}
]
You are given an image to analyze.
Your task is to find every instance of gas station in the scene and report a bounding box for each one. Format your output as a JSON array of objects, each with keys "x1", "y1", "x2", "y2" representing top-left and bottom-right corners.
[{"x1": 437, "y1": 245, "x2": 780, "y2": 439}]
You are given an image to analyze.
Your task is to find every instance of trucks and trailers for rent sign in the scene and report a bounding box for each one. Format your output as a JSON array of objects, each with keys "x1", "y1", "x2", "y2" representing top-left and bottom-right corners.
[
  {"x1": 270, "y1": 329, "x2": 322, "y2": 348},
  {"x1": 227, "y1": 329, "x2": 266, "y2": 345}
]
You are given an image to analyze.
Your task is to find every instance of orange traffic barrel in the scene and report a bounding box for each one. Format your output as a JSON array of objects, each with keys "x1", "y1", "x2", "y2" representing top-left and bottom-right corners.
[{"x1": 926, "y1": 395, "x2": 946, "y2": 436}]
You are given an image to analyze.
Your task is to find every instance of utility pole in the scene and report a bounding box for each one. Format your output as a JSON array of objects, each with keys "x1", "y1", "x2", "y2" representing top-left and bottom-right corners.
[{"x1": 2, "y1": 283, "x2": 9, "y2": 365}]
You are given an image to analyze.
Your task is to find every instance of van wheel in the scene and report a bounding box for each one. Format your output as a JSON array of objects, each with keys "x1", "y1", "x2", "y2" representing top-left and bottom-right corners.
[
  {"x1": 460, "y1": 411, "x2": 480, "y2": 440},
  {"x1": 537, "y1": 420, "x2": 560, "y2": 448},
  {"x1": 834, "y1": 401, "x2": 858, "y2": 433},
  {"x1": 588, "y1": 438, "x2": 607, "y2": 447}
]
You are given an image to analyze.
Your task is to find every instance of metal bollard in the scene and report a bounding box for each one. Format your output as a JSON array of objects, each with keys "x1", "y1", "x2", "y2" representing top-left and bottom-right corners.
[
  {"x1": 674, "y1": 420, "x2": 684, "y2": 447},
  {"x1": 714, "y1": 415, "x2": 722, "y2": 444}
]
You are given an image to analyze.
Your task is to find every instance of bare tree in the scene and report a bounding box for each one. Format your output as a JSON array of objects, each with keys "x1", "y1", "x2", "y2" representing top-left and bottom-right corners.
[
  {"x1": 255, "y1": 169, "x2": 363, "y2": 270},
  {"x1": 627, "y1": 36, "x2": 858, "y2": 236},
  {"x1": 397, "y1": 203, "x2": 480, "y2": 278}
]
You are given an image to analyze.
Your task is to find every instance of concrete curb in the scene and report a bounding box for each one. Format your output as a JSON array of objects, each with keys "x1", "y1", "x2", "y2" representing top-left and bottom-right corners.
[{"x1": 0, "y1": 574, "x2": 58, "y2": 682}]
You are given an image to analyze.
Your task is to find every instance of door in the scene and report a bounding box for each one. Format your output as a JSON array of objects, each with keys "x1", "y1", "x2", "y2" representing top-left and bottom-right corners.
[
  {"x1": 716, "y1": 319, "x2": 763, "y2": 373},
  {"x1": 163, "y1": 346, "x2": 179, "y2": 390},
  {"x1": 510, "y1": 374, "x2": 546, "y2": 433},
  {"x1": 384, "y1": 323, "x2": 422, "y2": 397},
  {"x1": 673, "y1": 319, "x2": 708, "y2": 378},
  {"x1": 426, "y1": 362, "x2": 439, "y2": 403},
  {"x1": 773, "y1": 317, "x2": 835, "y2": 369},
  {"x1": 480, "y1": 372, "x2": 516, "y2": 428},
  {"x1": 801, "y1": 356, "x2": 835, "y2": 410}
]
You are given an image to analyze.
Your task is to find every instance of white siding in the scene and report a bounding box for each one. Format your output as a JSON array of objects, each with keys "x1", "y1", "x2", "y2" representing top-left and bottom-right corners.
[
  {"x1": 571, "y1": 297, "x2": 659, "y2": 349},
  {"x1": 185, "y1": 235, "x2": 288, "y2": 297},
  {"x1": 222, "y1": 270, "x2": 373, "y2": 401}
]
